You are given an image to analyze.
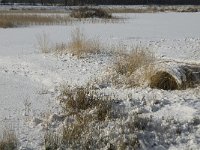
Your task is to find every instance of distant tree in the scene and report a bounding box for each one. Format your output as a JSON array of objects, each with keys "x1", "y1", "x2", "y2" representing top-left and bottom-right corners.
[{"x1": 1, "y1": 0, "x2": 7, "y2": 4}]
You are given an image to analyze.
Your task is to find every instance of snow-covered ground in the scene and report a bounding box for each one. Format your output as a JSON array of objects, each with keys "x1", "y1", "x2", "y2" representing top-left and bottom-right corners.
[{"x1": 0, "y1": 12, "x2": 200, "y2": 149}]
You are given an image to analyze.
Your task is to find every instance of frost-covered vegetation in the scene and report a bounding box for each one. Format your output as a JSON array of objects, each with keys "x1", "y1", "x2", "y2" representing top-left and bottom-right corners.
[{"x1": 1, "y1": 6, "x2": 200, "y2": 150}]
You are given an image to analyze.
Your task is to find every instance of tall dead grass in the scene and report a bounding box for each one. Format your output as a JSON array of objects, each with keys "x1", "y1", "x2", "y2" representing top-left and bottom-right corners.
[{"x1": 0, "y1": 13, "x2": 72, "y2": 28}]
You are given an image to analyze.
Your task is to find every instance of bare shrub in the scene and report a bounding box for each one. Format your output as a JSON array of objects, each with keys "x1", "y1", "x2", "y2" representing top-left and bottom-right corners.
[
  {"x1": 70, "y1": 7, "x2": 112, "y2": 19},
  {"x1": 0, "y1": 129, "x2": 18, "y2": 150},
  {"x1": 58, "y1": 85, "x2": 112, "y2": 121},
  {"x1": 67, "y1": 28, "x2": 101, "y2": 58},
  {"x1": 44, "y1": 131, "x2": 61, "y2": 150},
  {"x1": 58, "y1": 86, "x2": 96, "y2": 112}
]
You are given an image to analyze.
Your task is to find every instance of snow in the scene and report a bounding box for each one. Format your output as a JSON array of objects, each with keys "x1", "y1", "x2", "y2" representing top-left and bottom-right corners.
[{"x1": 0, "y1": 11, "x2": 200, "y2": 149}]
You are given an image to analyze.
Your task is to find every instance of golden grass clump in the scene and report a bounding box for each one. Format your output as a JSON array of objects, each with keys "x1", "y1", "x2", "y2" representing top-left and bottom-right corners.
[
  {"x1": 114, "y1": 46, "x2": 155, "y2": 76},
  {"x1": 0, "y1": 129, "x2": 18, "y2": 150},
  {"x1": 96, "y1": 46, "x2": 156, "y2": 88},
  {"x1": 67, "y1": 28, "x2": 101, "y2": 58}
]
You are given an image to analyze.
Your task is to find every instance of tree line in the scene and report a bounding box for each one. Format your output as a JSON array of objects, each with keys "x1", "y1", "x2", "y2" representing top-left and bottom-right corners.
[{"x1": 1, "y1": 0, "x2": 200, "y2": 5}]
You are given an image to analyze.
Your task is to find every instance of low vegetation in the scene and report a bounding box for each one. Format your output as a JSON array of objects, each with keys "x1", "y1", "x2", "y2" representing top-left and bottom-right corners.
[
  {"x1": 0, "y1": 129, "x2": 18, "y2": 150},
  {"x1": 70, "y1": 7, "x2": 112, "y2": 19},
  {"x1": 44, "y1": 85, "x2": 115, "y2": 149},
  {"x1": 53, "y1": 28, "x2": 101, "y2": 58},
  {"x1": 46, "y1": 84, "x2": 147, "y2": 149},
  {"x1": 45, "y1": 83, "x2": 196, "y2": 149},
  {"x1": 0, "y1": 9, "x2": 120, "y2": 28}
]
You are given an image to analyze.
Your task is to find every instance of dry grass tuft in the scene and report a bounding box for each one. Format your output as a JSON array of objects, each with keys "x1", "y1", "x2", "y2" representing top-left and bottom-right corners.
[
  {"x1": 36, "y1": 32, "x2": 52, "y2": 53},
  {"x1": 70, "y1": 7, "x2": 112, "y2": 19},
  {"x1": 67, "y1": 28, "x2": 101, "y2": 58},
  {"x1": 114, "y1": 47, "x2": 155, "y2": 76},
  {"x1": 0, "y1": 129, "x2": 18, "y2": 150}
]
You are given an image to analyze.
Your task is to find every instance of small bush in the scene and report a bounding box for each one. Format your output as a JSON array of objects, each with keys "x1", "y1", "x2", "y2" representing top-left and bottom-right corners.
[
  {"x1": 0, "y1": 129, "x2": 18, "y2": 150},
  {"x1": 58, "y1": 86, "x2": 96, "y2": 112},
  {"x1": 70, "y1": 7, "x2": 112, "y2": 19},
  {"x1": 58, "y1": 85, "x2": 112, "y2": 121}
]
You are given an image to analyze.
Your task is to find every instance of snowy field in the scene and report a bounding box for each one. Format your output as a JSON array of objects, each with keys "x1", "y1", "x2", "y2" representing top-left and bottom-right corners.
[{"x1": 0, "y1": 9, "x2": 200, "y2": 149}]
